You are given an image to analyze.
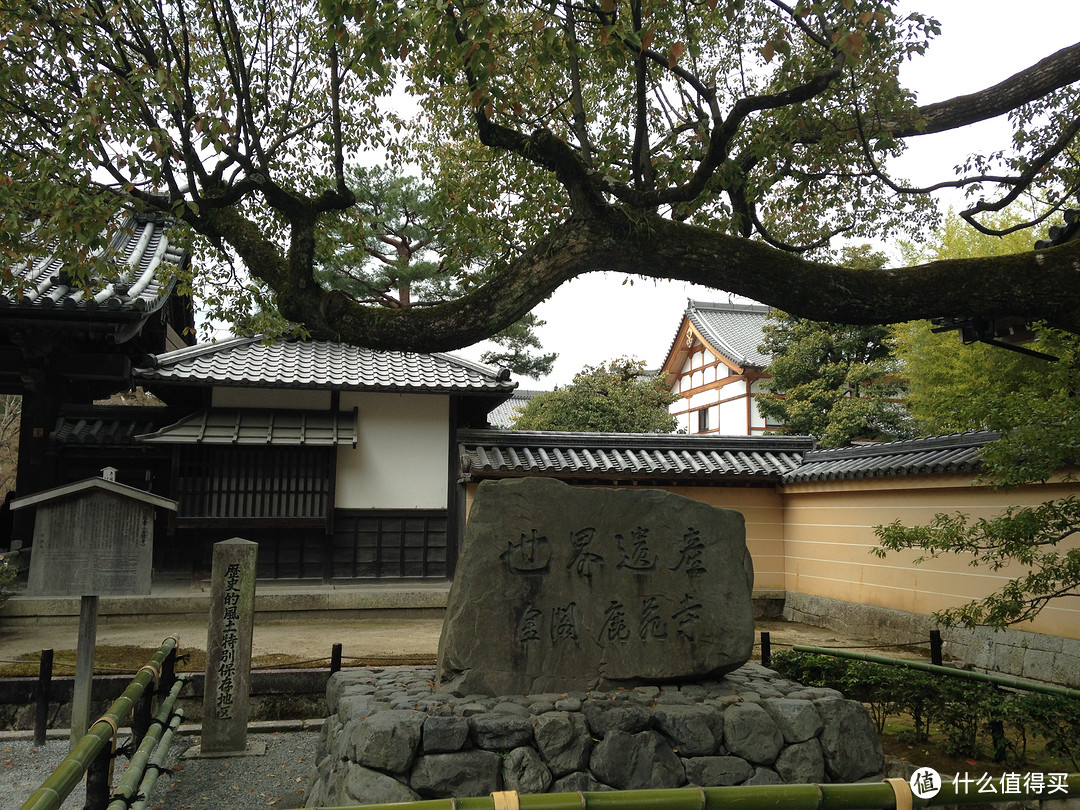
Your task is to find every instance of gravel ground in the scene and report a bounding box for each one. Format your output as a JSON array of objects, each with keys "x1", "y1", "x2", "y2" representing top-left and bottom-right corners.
[{"x1": 3, "y1": 729, "x2": 321, "y2": 809}]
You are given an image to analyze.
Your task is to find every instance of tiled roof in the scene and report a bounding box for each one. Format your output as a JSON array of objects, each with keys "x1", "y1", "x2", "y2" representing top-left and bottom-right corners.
[
  {"x1": 784, "y1": 432, "x2": 998, "y2": 482},
  {"x1": 137, "y1": 409, "x2": 357, "y2": 446},
  {"x1": 486, "y1": 389, "x2": 544, "y2": 428},
  {"x1": 684, "y1": 300, "x2": 771, "y2": 368},
  {"x1": 1, "y1": 213, "x2": 183, "y2": 316},
  {"x1": 135, "y1": 336, "x2": 517, "y2": 394},
  {"x1": 461, "y1": 429, "x2": 1002, "y2": 484},
  {"x1": 459, "y1": 429, "x2": 813, "y2": 481},
  {"x1": 51, "y1": 407, "x2": 171, "y2": 445}
]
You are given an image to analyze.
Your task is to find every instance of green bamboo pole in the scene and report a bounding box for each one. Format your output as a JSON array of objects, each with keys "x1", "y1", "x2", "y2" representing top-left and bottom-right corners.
[
  {"x1": 129, "y1": 709, "x2": 185, "y2": 810},
  {"x1": 106, "y1": 678, "x2": 187, "y2": 810},
  {"x1": 791, "y1": 645, "x2": 1080, "y2": 699},
  {"x1": 20, "y1": 635, "x2": 180, "y2": 810},
  {"x1": 321, "y1": 773, "x2": 1080, "y2": 810}
]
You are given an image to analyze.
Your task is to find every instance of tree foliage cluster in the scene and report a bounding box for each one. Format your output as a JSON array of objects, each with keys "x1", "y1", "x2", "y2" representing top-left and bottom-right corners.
[
  {"x1": 874, "y1": 325, "x2": 1080, "y2": 630},
  {"x1": 511, "y1": 358, "x2": 676, "y2": 433},
  {"x1": 2, "y1": 0, "x2": 1080, "y2": 352},
  {"x1": 757, "y1": 310, "x2": 910, "y2": 448},
  {"x1": 757, "y1": 247, "x2": 911, "y2": 448},
  {"x1": 757, "y1": 218, "x2": 1080, "y2": 629}
]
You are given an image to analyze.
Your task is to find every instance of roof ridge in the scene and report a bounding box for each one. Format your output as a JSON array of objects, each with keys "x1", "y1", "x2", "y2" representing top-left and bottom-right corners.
[
  {"x1": 802, "y1": 431, "x2": 1001, "y2": 460},
  {"x1": 144, "y1": 334, "x2": 263, "y2": 368},
  {"x1": 688, "y1": 299, "x2": 771, "y2": 313},
  {"x1": 459, "y1": 427, "x2": 816, "y2": 450}
]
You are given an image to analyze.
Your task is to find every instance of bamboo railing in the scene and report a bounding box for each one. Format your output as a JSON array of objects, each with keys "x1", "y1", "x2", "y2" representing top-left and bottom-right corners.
[
  {"x1": 20, "y1": 635, "x2": 184, "y2": 810},
  {"x1": 326, "y1": 774, "x2": 1080, "y2": 810}
]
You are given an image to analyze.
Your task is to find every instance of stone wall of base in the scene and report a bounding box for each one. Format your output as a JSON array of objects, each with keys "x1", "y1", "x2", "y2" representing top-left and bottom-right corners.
[
  {"x1": 783, "y1": 593, "x2": 1080, "y2": 689},
  {"x1": 307, "y1": 665, "x2": 885, "y2": 806}
]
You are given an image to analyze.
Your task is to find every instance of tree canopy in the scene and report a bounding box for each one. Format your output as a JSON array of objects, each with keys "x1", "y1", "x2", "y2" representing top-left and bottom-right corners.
[
  {"x1": 512, "y1": 358, "x2": 677, "y2": 433},
  {"x1": 757, "y1": 246, "x2": 912, "y2": 447},
  {"x1": 2, "y1": 1, "x2": 1080, "y2": 349},
  {"x1": 876, "y1": 213, "x2": 1080, "y2": 630}
]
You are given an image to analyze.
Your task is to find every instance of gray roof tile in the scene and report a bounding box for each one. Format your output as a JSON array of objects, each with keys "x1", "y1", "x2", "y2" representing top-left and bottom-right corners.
[
  {"x1": 137, "y1": 409, "x2": 357, "y2": 446},
  {"x1": 670, "y1": 300, "x2": 771, "y2": 368},
  {"x1": 2, "y1": 213, "x2": 182, "y2": 316},
  {"x1": 784, "y1": 432, "x2": 998, "y2": 482},
  {"x1": 462, "y1": 429, "x2": 1000, "y2": 484},
  {"x1": 486, "y1": 389, "x2": 544, "y2": 428},
  {"x1": 135, "y1": 336, "x2": 517, "y2": 394},
  {"x1": 459, "y1": 429, "x2": 813, "y2": 481},
  {"x1": 51, "y1": 407, "x2": 170, "y2": 445}
]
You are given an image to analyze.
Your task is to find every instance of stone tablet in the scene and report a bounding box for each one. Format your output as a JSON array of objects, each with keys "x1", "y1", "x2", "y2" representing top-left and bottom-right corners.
[
  {"x1": 437, "y1": 478, "x2": 754, "y2": 696},
  {"x1": 25, "y1": 490, "x2": 155, "y2": 597}
]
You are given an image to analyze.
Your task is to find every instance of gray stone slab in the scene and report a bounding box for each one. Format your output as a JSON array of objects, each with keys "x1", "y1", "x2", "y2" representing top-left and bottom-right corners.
[{"x1": 437, "y1": 478, "x2": 754, "y2": 696}]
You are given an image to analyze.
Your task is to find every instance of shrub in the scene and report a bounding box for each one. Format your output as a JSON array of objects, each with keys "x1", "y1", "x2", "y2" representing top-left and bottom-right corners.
[{"x1": 771, "y1": 649, "x2": 1080, "y2": 767}]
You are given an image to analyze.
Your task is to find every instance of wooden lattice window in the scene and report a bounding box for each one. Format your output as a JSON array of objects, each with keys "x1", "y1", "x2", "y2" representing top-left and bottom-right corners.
[
  {"x1": 175, "y1": 445, "x2": 333, "y2": 526},
  {"x1": 331, "y1": 510, "x2": 449, "y2": 579}
]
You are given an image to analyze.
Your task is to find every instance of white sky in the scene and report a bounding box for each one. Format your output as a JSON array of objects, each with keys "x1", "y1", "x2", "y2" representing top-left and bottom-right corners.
[{"x1": 454, "y1": 1, "x2": 1080, "y2": 388}]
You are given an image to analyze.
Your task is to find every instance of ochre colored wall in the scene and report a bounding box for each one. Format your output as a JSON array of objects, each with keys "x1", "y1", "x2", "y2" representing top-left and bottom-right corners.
[{"x1": 782, "y1": 475, "x2": 1080, "y2": 640}]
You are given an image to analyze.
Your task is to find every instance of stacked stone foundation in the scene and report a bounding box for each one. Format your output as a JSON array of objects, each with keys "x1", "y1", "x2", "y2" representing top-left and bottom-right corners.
[{"x1": 307, "y1": 663, "x2": 885, "y2": 806}]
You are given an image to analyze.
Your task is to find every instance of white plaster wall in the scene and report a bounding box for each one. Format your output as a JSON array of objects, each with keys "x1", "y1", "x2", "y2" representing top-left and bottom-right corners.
[
  {"x1": 685, "y1": 388, "x2": 719, "y2": 410},
  {"x1": 335, "y1": 392, "x2": 449, "y2": 509},
  {"x1": 749, "y1": 396, "x2": 768, "y2": 428},
  {"x1": 717, "y1": 396, "x2": 748, "y2": 435},
  {"x1": 212, "y1": 387, "x2": 332, "y2": 410},
  {"x1": 672, "y1": 409, "x2": 691, "y2": 433}
]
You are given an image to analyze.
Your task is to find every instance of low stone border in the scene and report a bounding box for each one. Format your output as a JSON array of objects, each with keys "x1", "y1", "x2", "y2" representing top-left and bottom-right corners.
[
  {"x1": 784, "y1": 593, "x2": 1080, "y2": 689},
  {"x1": 308, "y1": 663, "x2": 885, "y2": 806}
]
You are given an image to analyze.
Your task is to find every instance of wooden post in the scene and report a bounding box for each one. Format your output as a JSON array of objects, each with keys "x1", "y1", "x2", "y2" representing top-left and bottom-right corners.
[
  {"x1": 84, "y1": 740, "x2": 114, "y2": 810},
  {"x1": 761, "y1": 631, "x2": 772, "y2": 668},
  {"x1": 70, "y1": 594, "x2": 99, "y2": 750},
  {"x1": 34, "y1": 648, "x2": 53, "y2": 746},
  {"x1": 930, "y1": 630, "x2": 943, "y2": 666},
  {"x1": 331, "y1": 643, "x2": 343, "y2": 674}
]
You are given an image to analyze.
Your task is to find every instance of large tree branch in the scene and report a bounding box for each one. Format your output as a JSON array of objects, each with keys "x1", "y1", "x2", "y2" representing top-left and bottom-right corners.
[
  {"x1": 254, "y1": 208, "x2": 1080, "y2": 352},
  {"x1": 896, "y1": 42, "x2": 1080, "y2": 137}
]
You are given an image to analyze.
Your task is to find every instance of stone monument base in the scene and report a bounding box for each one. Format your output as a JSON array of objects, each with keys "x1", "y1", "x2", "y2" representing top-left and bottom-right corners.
[{"x1": 306, "y1": 664, "x2": 885, "y2": 806}]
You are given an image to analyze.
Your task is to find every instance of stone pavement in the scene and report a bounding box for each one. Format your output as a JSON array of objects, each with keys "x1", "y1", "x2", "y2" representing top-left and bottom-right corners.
[{"x1": 0, "y1": 581, "x2": 450, "y2": 667}]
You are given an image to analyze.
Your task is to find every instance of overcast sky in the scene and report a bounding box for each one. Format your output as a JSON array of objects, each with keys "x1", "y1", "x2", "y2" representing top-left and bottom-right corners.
[{"x1": 455, "y1": 2, "x2": 1080, "y2": 388}]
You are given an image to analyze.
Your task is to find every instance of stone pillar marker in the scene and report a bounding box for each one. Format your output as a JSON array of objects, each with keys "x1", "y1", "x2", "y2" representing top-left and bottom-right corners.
[{"x1": 195, "y1": 537, "x2": 263, "y2": 757}]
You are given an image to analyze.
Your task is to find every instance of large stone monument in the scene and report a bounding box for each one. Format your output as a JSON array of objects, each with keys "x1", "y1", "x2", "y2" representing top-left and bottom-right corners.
[{"x1": 437, "y1": 478, "x2": 755, "y2": 696}]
